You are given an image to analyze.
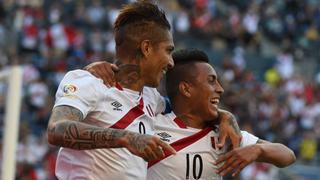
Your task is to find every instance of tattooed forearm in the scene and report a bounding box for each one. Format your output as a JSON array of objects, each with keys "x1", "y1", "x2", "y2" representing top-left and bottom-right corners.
[
  {"x1": 52, "y1": 121, "x2": 136, "y2": 150},
  {"x1": 47, "y1": 105, "x2": 137, "y2": 150}
]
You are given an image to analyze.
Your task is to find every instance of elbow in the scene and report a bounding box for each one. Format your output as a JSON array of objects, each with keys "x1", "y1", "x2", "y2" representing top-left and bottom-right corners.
[
  {"x1": 47, "y1": 123, "x2": 58, "y2": 146},
  {"x1": 47, "y1": 134, "x2": 55, "y2": 146},
  {"x1": 276, "y1": 149, "x2": 296, "y2": 168},
  {"x1": 286, "y1": 149, "x2": 297, "y2": 166}
]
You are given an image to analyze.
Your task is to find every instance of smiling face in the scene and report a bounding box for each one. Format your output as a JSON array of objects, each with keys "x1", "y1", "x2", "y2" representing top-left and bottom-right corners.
[
  {"x1": 189, "y1": 62, "x2": 224, "y2": 121},
  {"x1": 140, "y1": 30, "x2": 174, "y2": 87}
]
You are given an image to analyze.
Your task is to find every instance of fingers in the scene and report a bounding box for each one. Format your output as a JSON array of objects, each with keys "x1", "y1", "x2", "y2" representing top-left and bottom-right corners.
[
  {"x1": 216, "y1": 132, "x2": 227, "y2": 149},
  {"x1": 215, "y1": 151, "x2": 232, "y2": 165},
  {"x1": 96, "y1": 64, "x2": 113, "y2": 85},
  {"x1": 144, "y1": 138, "x2": 175, "y2": 161},
  {"x1": 144, "y1": 146, "x2": 160, "y2": 161},
  {"x1": 230, "y1": 132, "x2": 241, "y2": 149},
  {"x1": 85, "y1": 62, "x2": 116, "y2": 87},
  {"x1": 218, "y1": 159, "x2": 240, "y2": 176},
  {"x1": 129, "y1": 144, "x2": 162, "y2": 162},
  {"x1": 126, "y1": 135, "x2": 175, "y2": 162},
  {"x1": 144, "y1": 141, "x2": 166, "y2": 161},
  {"x1": 89, "y1": 70, "x2": 99, "y2": 80},
  {"x1": 153, "y1": 146, "x2": 165, "y2": 158},
  {"x1": 84, "y1": 61, "x2": 105, "y2": 70},
  {"x1": 232, "y1": 162, "x2": 247, "y2": 177},
  {"x1": 111, "y1": 64, "x2": 119, "y2": 72},
  {"x1": 216, "y1": 154, "x2": 237, "y2": 174},
  {"x1": 156, "y1": 139, "x2": 176, "y2": 155},
  {"x1": 135, "y1": 137, "x2": 173, "y2": 161},
  {"x1": 103, "y1": 65, "x2": 116, "y2": 86}
]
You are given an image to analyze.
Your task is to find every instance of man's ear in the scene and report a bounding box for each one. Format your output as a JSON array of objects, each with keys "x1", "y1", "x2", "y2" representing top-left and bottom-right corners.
[
  {"x1": 140, "y1": 40, "x2": 152, "y2": 58},
  {"x1": 179, "y1": 81, "x2": 192, "y2": 98}
]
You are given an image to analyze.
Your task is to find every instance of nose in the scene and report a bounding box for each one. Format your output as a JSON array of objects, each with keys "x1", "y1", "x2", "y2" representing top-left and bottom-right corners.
[
  {"x1": 167, "y1": 56, "x2": 174, "y2": 69},
  {"x1": 216, "y1": 81, "x2": 224, "y2": 94}
]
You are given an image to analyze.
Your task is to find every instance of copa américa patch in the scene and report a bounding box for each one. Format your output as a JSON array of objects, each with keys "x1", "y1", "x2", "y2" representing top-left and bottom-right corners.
[{"x1": 63, "y1": 84, "x2": 77, "y2": 95}]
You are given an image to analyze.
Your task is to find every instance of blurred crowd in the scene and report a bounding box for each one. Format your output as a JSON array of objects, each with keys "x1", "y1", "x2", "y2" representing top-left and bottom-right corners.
[{"x1": 0, "y1": 0, "x2": 319, "y2": 179}]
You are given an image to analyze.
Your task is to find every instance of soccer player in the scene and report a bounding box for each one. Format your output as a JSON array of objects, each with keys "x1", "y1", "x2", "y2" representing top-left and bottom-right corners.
[
  {"x1": 47, "y1": 1, "x2": 177, "y2": 179},
  {"x1": 146, "y1": 49, "x2": 296, "y2": 179}
]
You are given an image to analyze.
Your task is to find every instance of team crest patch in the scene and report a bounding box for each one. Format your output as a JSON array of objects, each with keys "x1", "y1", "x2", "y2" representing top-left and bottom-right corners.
[{"x1": 63, "y1": 84, "x2": 77, "y2": 95}]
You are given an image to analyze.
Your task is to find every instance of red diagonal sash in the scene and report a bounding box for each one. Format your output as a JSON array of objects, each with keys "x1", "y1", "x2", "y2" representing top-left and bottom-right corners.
[
  {"x1": 110, "y1": 98, "x2": 144, "y2": 129},
  {"x1": 148, "y1": 127, "x2": 212, "y2": 168}
]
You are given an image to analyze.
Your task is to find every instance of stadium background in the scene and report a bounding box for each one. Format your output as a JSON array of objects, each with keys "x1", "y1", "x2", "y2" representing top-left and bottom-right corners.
[{"x1": 0, "y1": 0, "x2": 319, "y2": 179}]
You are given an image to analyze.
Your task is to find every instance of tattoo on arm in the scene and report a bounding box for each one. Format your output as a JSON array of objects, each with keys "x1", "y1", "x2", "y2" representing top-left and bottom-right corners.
[
  {"x1": 47, "y1": 105, "x2": 135, "y2": 150},
  {"x1": 227, "y1": 115, "x2": 241, "y2": 135},
  {"x1": 60, "y1": 122, "x2": 131, "y2": 150},
  {"x1": 49, "y1": 105, "x2": 84, "y2": 123}
]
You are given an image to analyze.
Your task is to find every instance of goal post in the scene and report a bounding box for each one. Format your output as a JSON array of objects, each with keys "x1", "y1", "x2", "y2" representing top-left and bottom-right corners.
[{"x1": 1, "y1": 65, "x2": 23, "y2": 180}]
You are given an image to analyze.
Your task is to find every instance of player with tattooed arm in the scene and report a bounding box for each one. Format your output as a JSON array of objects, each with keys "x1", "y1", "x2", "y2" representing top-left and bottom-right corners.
[{"x1": 47, "y1": 1, "x2": 176, "y2": 179}]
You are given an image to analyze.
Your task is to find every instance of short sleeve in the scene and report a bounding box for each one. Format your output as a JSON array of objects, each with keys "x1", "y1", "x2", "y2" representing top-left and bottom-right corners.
[
  {"x1": 54, "y1": 70, "x2": 104, "y2": 117},
  {"x1": 144, "y1": 87, "x2": 166, "y2": 115},
  {"x1": 240, "y1": 131, "x2": 259, "y2": 147}
]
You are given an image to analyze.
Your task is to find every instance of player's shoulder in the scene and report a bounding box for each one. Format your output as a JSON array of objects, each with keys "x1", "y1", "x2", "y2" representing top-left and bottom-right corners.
[
  {"x1": 154, "y1": 112, "x2": 177, "y2": 127},
  {"x1": 58, "y1": 69, "x2": 109, "y2": 98},
  {"x1": 64, "y1": 69, "x2": 98, "y2": 80},
  {"x1": 143, "y1": 87, "x2": 160, "y2": 97},
  {"x1": 63, "y1": 70, "x2": 104, "y2": 86}
]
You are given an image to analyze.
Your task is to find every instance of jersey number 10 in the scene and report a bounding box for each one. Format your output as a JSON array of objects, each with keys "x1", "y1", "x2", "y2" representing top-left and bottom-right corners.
[{"x1": 186, "y1": 153, "x2": 203, "y2": 179}]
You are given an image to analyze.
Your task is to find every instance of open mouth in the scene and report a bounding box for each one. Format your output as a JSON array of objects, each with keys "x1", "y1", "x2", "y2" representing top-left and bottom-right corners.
[
  {"x1": 162, "y1": 68, "x2": 167, "y2": 75},
  {"x1": 210, "y1": 98, "x2": 220, "y2": 108}
]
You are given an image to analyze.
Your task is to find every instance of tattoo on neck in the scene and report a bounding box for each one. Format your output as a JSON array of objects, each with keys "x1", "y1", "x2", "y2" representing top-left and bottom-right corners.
[{"x1": 116, "y1": 64, "x2": 141, "y2": 88}]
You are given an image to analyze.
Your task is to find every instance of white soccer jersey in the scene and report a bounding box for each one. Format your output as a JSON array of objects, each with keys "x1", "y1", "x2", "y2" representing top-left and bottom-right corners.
[
  {"x1": 147, "y1": 112, "x2": 259, "y2": 180},
  {"x1": 53, "y1": 70, "x2": 165, "y2": 180}
]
